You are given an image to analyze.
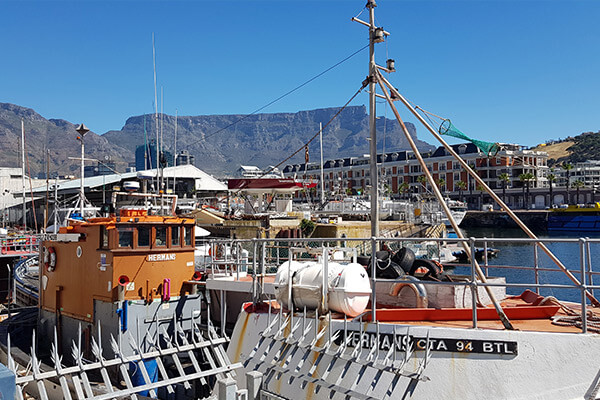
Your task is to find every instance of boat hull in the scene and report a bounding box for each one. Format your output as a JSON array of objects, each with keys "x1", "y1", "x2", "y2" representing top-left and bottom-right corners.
[{"x1": 228, "y1": 308, "x2": 600, "y2": 400}]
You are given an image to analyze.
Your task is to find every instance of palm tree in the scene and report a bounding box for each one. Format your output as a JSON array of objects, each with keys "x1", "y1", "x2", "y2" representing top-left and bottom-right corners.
[
  {"x1": 417, "y1": 175, "x2": 427, "y2": 193},
  {"x1": 498, "y1": 172, "x2": 510, "y2": 204},
  {"x1": 476, "y1": 183, "x2": 485, "y2": 210},
  {"x1": 519, "y1": 172, "x2": 535, "y2": 209},
  {"x1": 547, "y1": 170, "x2": 557, "y2": 206},
  {"x1": 572, "y1": 180, "x2": 585, "y2": 204},
  {"x1": 562, "y1": 162, "x2": 574, "y2": 204},
  {"x1": 456, "y1": 180, "x2": 467, "y2": 202},
  {"x1": 436, "y1": 178, "x2": 446, "y2": 196},
  {"x1": 398, "y1": 182, "x2": 409, "y2": 199}
]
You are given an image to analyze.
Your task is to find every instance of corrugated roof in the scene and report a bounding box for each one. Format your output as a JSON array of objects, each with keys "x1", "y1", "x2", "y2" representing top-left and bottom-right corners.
[{"x1": 31, "y1": 165, "x2": 227, "y2": 194}]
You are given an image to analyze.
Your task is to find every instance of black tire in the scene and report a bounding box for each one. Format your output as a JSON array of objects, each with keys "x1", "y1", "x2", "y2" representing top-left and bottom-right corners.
[
  {"x1": 391, "y1": 247, "x2": 416, "y2": 273},
  {"x1": 409, "y1": 259, "x2": 442, "y2": 280}
]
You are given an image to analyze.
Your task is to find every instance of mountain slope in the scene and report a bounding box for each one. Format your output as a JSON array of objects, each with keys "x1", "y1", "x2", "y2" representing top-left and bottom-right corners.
[
  {"x1": 0, "y1": 103, "x2": 133, "y2": 176},
  {"x1": 103, "y1": 106, "x2": 434, "y2": 176}
]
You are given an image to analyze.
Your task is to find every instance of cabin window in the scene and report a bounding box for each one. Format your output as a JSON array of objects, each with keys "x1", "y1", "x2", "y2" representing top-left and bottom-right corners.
[
  {"x1": 118, "y1": 227, "x2": 133, "y2": 248},
  {"x1": 138, "y1": 226, "x2": 150, "y2": 247},
  {"x1": 100, "y1": 226, "x2": 109, "y2": 249},
  {"x1": 155, "y1": 226, "x2": 167, "y2": 247},
  {"x1": 183, "y1": 225, "x2": 193, "y2": 247},
  {"x1": 171, "y1": 226, "x2": 180, "y2": 247}
]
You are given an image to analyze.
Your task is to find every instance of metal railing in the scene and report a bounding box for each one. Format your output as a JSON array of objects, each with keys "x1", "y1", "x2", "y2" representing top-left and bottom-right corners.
[
  {"x1": 0, "y1": 234, "x2": 40, "y2": 256},
  {"x1": 199, "y1": 235, "x2": 600, "y2": 334}
]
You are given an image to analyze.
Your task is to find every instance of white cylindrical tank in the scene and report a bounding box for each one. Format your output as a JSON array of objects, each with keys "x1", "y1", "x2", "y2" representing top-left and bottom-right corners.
[{"x1": 274, "y1": 260, "x2": 371, "y2": 317}]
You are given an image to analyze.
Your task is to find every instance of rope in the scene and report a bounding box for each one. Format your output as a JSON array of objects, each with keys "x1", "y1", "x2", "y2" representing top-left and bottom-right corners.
[
  {"x1": 258, "y1": 82, "x2": 368, "y2": 179},
  {"x1": 547, "y1": 296, "x2": 600, "y2": 333},
  {"x1": 188, "y1": 45, "x2": 369, "y2": 148}
]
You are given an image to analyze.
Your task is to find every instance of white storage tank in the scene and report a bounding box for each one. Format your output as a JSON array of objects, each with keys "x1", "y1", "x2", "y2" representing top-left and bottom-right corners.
[{"x1": 274, "y1": 260, "x2": 371, "y2": 317}]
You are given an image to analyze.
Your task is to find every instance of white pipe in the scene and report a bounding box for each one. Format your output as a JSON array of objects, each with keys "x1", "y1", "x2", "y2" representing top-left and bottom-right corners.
[{"x1": 319, "y1": 122, "x2": 325, "y2": 203}]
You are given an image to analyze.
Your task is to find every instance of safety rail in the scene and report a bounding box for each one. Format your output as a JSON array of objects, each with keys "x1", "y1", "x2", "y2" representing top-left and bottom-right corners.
[
  {"x1": 199, "y1": 236, "x2": 600, "y2": 334},
  {"x1": 0, "y1": 234, "x2": 41, "y2": 257}
]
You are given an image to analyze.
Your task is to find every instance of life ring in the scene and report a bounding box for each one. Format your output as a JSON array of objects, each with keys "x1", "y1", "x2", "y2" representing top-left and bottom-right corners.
[{"x1": 44, "y1": 246, "x2": 56, "y2": 272}]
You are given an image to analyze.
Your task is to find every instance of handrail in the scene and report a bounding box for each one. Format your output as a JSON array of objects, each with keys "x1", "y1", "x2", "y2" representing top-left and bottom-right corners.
[{"x1": 201, "y1": 235, "x2": 600, "y2": 333}]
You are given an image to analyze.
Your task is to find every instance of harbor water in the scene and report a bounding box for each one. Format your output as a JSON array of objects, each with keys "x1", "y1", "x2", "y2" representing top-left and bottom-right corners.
[{"x1": 452, "y1": 227, "x2": 600, "y2": 304}]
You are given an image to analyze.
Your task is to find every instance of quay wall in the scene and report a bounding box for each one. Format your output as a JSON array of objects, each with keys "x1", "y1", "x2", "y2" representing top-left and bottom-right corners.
[{"x1": 460, "y1": 210, "x2": 548, "y2": 231}]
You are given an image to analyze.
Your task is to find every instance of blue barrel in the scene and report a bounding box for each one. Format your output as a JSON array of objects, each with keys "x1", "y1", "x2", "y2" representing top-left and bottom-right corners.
[{"x1": 129, "y1": 359, "x2": 158, "y2": 396}]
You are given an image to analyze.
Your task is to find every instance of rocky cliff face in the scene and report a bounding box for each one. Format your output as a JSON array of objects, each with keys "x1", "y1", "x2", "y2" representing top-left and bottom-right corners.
[
  {"x1": 103, "y1": 105, "x2": 434, "y2": 176},
  {"x1": 0, "y1": 103, "x2": 132, "y2": 176},
  {"x1": 0, "y1": 103, "x2": 434, "y2": 177}
]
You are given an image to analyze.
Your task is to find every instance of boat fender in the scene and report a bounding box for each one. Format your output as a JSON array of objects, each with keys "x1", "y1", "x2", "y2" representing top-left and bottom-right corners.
[
  {"x1": 44, "y1": 246, "x2": 57, "y2": 272},
  {"x1": 389, "y1": 275, "x2": 428, "y2": 308},
  {"x1": 409, "y1": 259, "x2": 441, "y2": 280}
]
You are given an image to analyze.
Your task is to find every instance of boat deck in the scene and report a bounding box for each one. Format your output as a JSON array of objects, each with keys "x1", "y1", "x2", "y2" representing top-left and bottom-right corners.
[{"x1": 207, "y1": 274, "x2": 599, "y2": 335}]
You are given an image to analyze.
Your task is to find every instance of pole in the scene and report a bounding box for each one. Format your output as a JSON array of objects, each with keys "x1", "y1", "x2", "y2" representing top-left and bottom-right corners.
[
  {"x1": 173, "y1": 109, "x2": 178, "y2": 193},
  {"x1": 152, "y1": 33, "x2": 160, "y2": 196},
  {"x1": 45, "y1": 149, "x2": 49, "y2": 230},
  {"x1": 54, "y1": 178, "x2": 58, "y2": 229},
  {"x1": 80, "y1": 134, "x2": 85, "y2": 218},
  {"x1": 21, "y1": 119, "x2": 26, "y2": 232},
  {"x1": 367, "y1": 0, "x2": 379, "y2": 238},
  {"x1": 377, "y1": 71, "x2": 600, "y2": 308},
  {"x1": 319, "y1": 122, "x2": 325, "y2": 203}
]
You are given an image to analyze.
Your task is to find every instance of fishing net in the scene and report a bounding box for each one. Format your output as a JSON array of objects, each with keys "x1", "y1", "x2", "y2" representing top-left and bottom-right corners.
[{"x1": 439, "y1": 119, "x2": 500, "y2": 157}]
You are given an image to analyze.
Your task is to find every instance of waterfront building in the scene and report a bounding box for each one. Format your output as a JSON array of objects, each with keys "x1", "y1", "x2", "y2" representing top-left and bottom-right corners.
[{"x1": 283, "y1": 143, "x2": 549, "y2": 209}]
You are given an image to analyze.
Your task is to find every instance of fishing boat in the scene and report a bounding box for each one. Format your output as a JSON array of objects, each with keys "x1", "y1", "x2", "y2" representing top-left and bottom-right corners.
[
  {"x1": 201, "y1": 2, "x2": 600, "y2": 399},
  {"x1": 1, "y1": 191, "x2": 240, "y2": 399}
]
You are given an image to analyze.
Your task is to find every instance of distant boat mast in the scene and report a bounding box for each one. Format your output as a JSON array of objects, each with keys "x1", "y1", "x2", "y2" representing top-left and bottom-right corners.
[
  {"x1": 152, "y1": 32, "x2": 160, "y2": 196},
  {"x1": 21, "y1": 118, "x2": 26, "y2": 231}
]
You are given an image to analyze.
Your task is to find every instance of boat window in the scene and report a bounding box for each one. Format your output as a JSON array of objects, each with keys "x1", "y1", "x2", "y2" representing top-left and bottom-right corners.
[
  {"x1": 183, "y1": 225, "x2": 193, "y2": 247},
  {"x1": 118, "y1": 227, "x2": 133, "y2": 248},
  {"x1": 155, "y1": 226, "x2": 167, "y2": 247},
  {"x1": 138, "y1": 226, "x2": 150, "y2": 247},
  {"x1": 100, "y1": 226, "x2": 109, "y2": 249},
  {"x1": 171, "y1": 226, "x2": 180, "y2": 247}
]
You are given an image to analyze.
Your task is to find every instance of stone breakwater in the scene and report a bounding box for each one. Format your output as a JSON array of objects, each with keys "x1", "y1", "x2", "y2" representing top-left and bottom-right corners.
[{"x1": 460, "y1": 210, "x2": 548, "y2": 232}]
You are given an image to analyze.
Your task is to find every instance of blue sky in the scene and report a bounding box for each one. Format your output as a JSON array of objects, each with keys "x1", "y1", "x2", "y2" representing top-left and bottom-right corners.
[{"x1": 1, "y1": 0, "x2": 599, "y2": 150}]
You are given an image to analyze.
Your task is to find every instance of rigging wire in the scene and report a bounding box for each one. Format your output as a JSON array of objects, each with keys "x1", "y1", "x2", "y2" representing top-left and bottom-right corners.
[
  {"x1": 187, "y1": 44, "x2": 370, "y2": 147},
  {"x1": 227, "y1": 82, "x2": 369, "y2": 198}
]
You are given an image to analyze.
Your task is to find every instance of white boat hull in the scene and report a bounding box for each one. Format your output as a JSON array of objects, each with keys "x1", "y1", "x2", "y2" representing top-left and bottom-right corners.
[{"x1": 228, "y1": 309, "x2": 600, "y2": 400}]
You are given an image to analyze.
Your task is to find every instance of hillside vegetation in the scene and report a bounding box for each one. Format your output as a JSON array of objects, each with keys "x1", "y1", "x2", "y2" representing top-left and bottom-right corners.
[{"x1": 532, "y1": 131, "x2": 600, "y2": 167}]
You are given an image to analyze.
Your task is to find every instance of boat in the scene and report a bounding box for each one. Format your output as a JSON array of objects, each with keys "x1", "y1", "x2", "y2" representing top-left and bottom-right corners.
[
  {"x1": 443, "y1": 198, "x2": 468, "y2": 226},
  {"x1": 548, "y1": 202, "x2": 600, "y2": 232},
  {"x1": 206, "y1": 2, "x2": 600, "y2": 399},
  {"x1": 2, "y1": 1, "x2": 600, "y2": 399},
  {"x1": 1, "y1": 191, "x2": 240, "y2": 398}
]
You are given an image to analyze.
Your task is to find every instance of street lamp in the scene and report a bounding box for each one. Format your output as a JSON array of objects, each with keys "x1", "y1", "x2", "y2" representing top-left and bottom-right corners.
[{"x1": 75, "y1": 124, "x2": 90, "y2": 218}]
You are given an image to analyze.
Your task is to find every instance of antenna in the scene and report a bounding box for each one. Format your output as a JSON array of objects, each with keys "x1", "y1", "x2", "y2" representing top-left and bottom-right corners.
[
  {"x1": 152, "y1": 33, "x2": 159, "y2": 196},
  {"x1": 173, "y1": 109, "x2": 178, "y2": 194}
]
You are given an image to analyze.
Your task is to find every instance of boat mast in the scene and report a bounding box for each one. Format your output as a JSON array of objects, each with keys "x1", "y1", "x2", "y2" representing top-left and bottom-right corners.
[
  {"x1": 152, "y1": 33, "x2": 160, "y2": 198},
  {"x1": 319, "y1": 122, "x2": 325, "y2": 203},
  {"x1": 367, "y1": 0, "x2": 379, "y2": 238},
  {"x1": 21, "y1": 118, "x2": 26, "y2": 231},
  {"x1": 76, "y1": 124, "x2": 89, "y2": 219}
]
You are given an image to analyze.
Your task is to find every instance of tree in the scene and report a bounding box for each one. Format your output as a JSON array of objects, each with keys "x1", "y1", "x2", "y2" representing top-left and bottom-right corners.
[
  {"x1": 562, "y1": 162, "x2": 574, "y2": 204},
  {"x1": 398, "y1": 182, "x2": 409, "y2": 199},
  {"x1": 345, "y1": 187, "x2": 353, "y2": 196},
  {"x1": 417, "y1": 175, "x2": 427, "y2": 193},
  {"x1": 519, "y1": 172, "x2": 535, "y2": 209},
  {"x1": 572, "y1": 180, "x2": 585, "y2": 204},
  {"x1": 476, "y1": 183, "x2": 485, "y2": 210},
  {"x1": 456, "y1": 180, "x2": 467, "y2": 202},
  {"x1": 436, "y1": 178, "x2": 446, "y2": 196},
  {"x1": 498, "y1": 172, "x2": 510, "y2": 204},
  {"x1": 547, "y1": 170, "x2": 557, "y2": 206}
]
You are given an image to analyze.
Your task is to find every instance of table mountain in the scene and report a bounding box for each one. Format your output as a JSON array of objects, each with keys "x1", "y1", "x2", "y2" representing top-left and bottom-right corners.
[{"x1": 103, "y1": 105, "x2": 434, "y2": 176}]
